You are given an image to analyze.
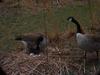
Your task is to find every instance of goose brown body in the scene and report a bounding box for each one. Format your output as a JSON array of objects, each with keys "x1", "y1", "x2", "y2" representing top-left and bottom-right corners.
[
  {"x1": 76, "y1": 33, "x2": 100, "y2": 51},
  {"x1": 67, "y1": 17, "x2": 100, "y2": 59},
  {"x1": 15, "y1": 32, "x2": 48, "y2": 55}
]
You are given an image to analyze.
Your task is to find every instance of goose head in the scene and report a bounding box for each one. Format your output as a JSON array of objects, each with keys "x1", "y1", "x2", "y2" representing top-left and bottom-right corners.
[
  {"x1": 67, "y1": 17, "x2": 84, "y2": 34},
  {"x1": 67, "y1": 17, "x2": 74, "y2": 22}
]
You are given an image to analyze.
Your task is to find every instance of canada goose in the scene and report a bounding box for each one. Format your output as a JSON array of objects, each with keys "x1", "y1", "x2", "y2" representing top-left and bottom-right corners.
[
  {"x1": 67, "y1": 17, "x2": 100, "y2": 59},
  {"x1": 15, "y1": 32, "x2": 48, "y2": 55},
  {"x1": 0, "y1": 67, "x2": 7, "y2": 75}
]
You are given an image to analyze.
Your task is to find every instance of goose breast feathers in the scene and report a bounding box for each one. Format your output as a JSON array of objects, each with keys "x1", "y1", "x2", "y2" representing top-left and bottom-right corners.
[{"x1": 76, "y1": 33, "x2": 100, "y2": 51}]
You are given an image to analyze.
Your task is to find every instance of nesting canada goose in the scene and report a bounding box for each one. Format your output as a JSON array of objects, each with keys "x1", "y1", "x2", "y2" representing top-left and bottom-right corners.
[
  {"x1": 15, "y1": 32, "x2": 48, "y2": 55},
  {"x1": 67, "y1": 17, "x2": 100, "y2": 59}
]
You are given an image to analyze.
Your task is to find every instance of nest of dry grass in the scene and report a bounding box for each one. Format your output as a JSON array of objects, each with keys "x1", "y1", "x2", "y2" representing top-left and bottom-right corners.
[{"x1": 0, "y1": 50, "x2": 59, "y2": 75}]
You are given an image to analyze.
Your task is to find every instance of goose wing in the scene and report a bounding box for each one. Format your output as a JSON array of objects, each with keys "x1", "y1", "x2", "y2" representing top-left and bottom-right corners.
[
  {"x1": 23, "y1": 32, "x2": 44, "y2": 42},
  {"x1": 85, "y1": 34, "x2": 100, "y2": 43},
  {"x1": 22, "y1": 32, "x2": 45, "y2": 48}
]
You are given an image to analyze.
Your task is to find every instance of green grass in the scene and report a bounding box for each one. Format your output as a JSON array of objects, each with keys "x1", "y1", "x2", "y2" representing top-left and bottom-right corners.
[{"x1": 0, "y1": 3, "x2": 99, "y2": 51}]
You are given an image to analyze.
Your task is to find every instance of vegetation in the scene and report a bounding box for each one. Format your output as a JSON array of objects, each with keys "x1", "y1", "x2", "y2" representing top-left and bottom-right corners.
[
  {"x1": 0, "y1": 0, "x2": 97, "y2": 51},
  {"x1": 0, "y1": 0, "x2": 100, "y2": 75}
]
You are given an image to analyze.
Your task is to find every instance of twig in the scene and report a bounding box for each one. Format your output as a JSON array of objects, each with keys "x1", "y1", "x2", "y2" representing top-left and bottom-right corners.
[
  {"x1": 33, "y1": 61, "x2": 44, "y2": 71},
  {"x1": 78, "y1": 64, "x2": 82, "y2": 75},
  {"x1": 93, "y1": 64, "x2": 97, "y2": 74},
  {"x1": 83, "y1": 59, "x2": 86, "y2": 74},
  {"x1": 34, "y1": 69, "x2": 44, "y2": 75},
  {"x1": 66, "y1": 66, "x2": 70, "y2": 75}
]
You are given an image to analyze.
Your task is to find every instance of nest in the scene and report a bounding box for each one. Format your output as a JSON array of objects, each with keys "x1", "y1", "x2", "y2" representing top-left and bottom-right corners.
[{"x1": 0, "y1": 51, "x2": 60, "y2": 75}]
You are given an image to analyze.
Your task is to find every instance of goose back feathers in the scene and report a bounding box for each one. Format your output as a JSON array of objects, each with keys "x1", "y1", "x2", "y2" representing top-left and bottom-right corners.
[{"x1": 15, "y1": 32, "x2": 48, "y2": 54}]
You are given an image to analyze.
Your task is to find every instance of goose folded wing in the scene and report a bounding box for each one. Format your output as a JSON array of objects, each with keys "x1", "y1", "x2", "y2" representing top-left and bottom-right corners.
[{"x1": 85, "y1": 34, "x2": 100, "y2": 43}]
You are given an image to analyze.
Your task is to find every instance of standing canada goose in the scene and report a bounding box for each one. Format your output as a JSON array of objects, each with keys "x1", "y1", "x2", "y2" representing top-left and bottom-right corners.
[
  {"x1": 67, "y1": 16, "x2": 100, "y2": 60},
  {"x1": 15, "y1": 32, "x2": 48, "y2": 55}
]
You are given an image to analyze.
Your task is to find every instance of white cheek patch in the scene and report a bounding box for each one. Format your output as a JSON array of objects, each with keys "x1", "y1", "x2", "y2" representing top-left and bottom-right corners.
[{"x1": 69, "y1": 18, "x2": 72, "y2": 22}]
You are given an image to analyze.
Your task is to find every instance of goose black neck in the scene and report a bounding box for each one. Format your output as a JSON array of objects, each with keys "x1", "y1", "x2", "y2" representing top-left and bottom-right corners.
[
  {"x1": 35, "y1": 42, "x2": 40, "y2": 51},
  {"x1": 32, "y1": 37, "x2": 43, "y2": 54},
  {"x1": 72, "y1": 19, "x2": 83, "y2": 33}
]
